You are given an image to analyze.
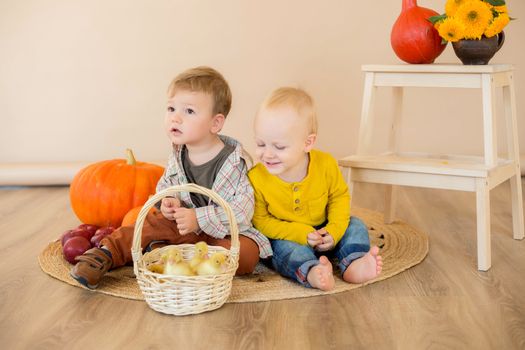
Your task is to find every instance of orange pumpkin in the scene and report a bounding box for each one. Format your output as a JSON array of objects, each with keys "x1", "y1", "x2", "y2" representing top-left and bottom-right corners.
[
  {"x1": 121, "y1": 205, "x2": 156, "y2": 227},
  {"x1": 70, "y1": 149, "x2": 164, "y2": 227}
]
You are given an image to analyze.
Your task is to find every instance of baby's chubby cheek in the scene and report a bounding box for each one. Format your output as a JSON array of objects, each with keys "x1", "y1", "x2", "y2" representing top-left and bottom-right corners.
[{"x1": 254, "y1": 150, "x2": 264, "y2": 161}]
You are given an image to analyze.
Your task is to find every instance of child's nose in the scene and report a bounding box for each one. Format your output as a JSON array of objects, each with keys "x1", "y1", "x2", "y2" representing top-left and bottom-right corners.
[
  {"x1": 263, "y1": 148, "x2": 274, "y2": 158},
  {"x1": 171, "y1": 112, "x2": 183, "y2": 123}
]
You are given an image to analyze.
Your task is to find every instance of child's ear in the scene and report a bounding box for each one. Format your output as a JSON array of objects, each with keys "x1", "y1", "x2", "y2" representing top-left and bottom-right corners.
[
  {"x1": 211, "y1": 114, "x2": 226, "y2": 134},
  {"x1": 304, "y1": 133, "x2": 317, "y2": 152}
]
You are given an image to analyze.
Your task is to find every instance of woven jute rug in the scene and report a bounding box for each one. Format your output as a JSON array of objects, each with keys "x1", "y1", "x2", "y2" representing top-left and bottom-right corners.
[{"x1": 38, "y1": 207, "x2": 428, "y2": 303}]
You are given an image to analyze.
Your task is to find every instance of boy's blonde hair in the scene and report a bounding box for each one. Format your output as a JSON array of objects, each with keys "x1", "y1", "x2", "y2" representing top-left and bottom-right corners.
[
  {"x1": 260, "y1": 87, "x2": 318, "y2": 134},
  {"x1": 168, "y1": 66, "x2": 232, "y2": 117}
]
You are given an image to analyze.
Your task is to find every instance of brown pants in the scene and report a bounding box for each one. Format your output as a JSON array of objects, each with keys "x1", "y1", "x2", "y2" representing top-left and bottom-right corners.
[{"x1": 100, "y1": 210, "x2": 260, "y2": 275}]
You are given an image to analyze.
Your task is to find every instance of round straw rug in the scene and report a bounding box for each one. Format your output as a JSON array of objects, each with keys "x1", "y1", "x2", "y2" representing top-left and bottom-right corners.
[{"x1": 39, "y1": 207, "x2": 428, "y2": 303}]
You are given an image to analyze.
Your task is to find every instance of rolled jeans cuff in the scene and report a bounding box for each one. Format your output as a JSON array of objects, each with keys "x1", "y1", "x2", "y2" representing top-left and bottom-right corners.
[
  {"x1": 295, "y1": 259, "x2": 319, "y2": 288},
  {"x1": 339, "y1": 251, "x2": 367, "y2": 275}
]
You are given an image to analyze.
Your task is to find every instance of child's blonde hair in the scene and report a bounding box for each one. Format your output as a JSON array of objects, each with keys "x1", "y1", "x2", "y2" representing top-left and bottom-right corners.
[
  {"x1": 167, "y1": 66, "x2": 232, "y2": 117},
  {"x1": 260, "y1": 87, "x2": 318, "y2": 134}
]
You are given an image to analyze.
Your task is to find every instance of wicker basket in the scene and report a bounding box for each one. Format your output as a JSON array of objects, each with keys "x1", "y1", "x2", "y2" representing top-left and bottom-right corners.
[{"x1": 131, "y1": 184, "x2": 240, "y2": 316}]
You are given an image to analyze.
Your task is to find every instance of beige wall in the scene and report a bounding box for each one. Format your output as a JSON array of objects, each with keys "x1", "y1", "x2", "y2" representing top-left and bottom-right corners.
[{"x1": 1, "y1": 0, "x2": 524, "y2": 183}]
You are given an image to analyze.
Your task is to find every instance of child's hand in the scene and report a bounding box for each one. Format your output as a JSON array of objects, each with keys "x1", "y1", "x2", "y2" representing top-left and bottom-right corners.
[
  {"x1": 160, "y1": 197, "x2": 181, "y2": 220},
  {"x1": 307, "y1": 231, "x2": 322, "y2": 248},
  {"x1": 173, "y1": 207, "x2": 199, "y2": 235},
  {"x1": 314, "y1": 228, "x2": 334, "y2": 252}
]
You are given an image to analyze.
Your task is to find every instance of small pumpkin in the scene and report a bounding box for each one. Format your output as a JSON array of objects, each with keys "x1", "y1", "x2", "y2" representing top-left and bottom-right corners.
[
  {"x1": 70, "y1": 149, "x2": 164, "y2": 227},
  {"x1": 121, "y1": 205, "x2": 156, "y2": 227}
]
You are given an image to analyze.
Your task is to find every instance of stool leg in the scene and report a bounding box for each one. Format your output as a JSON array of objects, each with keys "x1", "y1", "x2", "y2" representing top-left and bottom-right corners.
[
  {"x1": 476, "y1": 178, "x2": 491, "y2": 271},
  {"x1": 503, "y1": 76, "x2": 525, "y2": 240},
  {"x1": 356, "y1": 72, "x2": 376, "y2": 155},
  {"x1": 388, "y1": 87, "x2": 403, "y2": 154},
  {"x1": 383, "y1": 87, "x2": 403, "y2": 224},
  {"x1": 509, "y1": 173, "x2": 524, "y2": 240},
  {"x1": 481, "y1": 74, "x2": 498, "y2": 167},
  {"x1": 384, "y1": 185, "x2": 396, "y2": 224},
  {"x1": 341, "y1": 167, "x2": 355, "y2": 202}
]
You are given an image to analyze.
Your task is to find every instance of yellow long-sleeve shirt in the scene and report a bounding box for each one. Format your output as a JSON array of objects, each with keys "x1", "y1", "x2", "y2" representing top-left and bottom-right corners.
[{"x1": 248, "y1": 149, "x2": 350, "y2": 246}]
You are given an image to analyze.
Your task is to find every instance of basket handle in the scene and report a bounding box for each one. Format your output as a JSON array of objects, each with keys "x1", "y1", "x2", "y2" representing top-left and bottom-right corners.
[{"x1": 131, "y1": 184, "x2": 240, "y2": 274}]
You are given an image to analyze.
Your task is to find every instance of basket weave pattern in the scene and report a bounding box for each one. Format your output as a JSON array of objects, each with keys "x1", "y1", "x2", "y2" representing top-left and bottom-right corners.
[{"x1": 131, "y1": 184, "x2": 240, "y2": 316}]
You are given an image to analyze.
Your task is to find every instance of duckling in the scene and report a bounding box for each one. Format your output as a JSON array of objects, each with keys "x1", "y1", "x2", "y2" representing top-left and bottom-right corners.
[
  {"x1": 162, "y1": 248, "x2": 195, "y2": 276},
  {"x1": 196, "y1": 252, "x2": 227, "y2": 276},
  {"x1": 189, "y1": 241, "x2": 209, "y2": 272},
  {"x1": 147, "y1": 263, "x2": 165, "y2": 274}
]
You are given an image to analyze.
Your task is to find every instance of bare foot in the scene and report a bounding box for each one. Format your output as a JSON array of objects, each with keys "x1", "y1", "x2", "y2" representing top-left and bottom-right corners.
[
  {"x1": 343, "y1": 246, "x2": 383, "y2": 284},
  {"x1": 306, "y1": 256, "x2": 335, "y2": 291}
]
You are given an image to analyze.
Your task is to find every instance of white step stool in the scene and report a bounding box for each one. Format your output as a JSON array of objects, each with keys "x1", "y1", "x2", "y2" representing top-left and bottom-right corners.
[{"x1": 339, "y1": 64, "x2": 524, "y2": 271}]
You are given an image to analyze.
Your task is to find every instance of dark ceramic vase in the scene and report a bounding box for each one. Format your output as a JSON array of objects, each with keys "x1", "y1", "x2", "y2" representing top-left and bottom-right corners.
[{"x1": 452, "y1": 31, "x2": 505, "y2": 65}]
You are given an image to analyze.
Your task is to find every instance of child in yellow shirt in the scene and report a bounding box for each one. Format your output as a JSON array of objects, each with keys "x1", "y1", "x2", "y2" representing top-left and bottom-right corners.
[{"x1": 248, "y1": 87, "x2": 382, "y2": 291}]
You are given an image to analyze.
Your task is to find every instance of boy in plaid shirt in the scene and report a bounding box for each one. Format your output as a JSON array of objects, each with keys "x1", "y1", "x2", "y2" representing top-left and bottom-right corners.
[{"x1": 71, "y1": 66, "x2": 271, "y2": 289}]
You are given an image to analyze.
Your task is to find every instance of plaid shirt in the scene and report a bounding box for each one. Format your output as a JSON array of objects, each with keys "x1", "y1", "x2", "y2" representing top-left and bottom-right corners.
[{"x1": 156, "y1": 135, "x2": 272, "y2": 258}]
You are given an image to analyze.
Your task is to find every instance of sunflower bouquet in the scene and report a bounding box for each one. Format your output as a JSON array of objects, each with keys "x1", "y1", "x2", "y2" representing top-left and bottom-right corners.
[{"x1": 429, "y1": 0, "x2": 512, "y2": 43}]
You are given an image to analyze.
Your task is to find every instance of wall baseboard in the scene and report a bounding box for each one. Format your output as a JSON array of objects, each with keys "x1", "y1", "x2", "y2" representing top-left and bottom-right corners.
[
  {"x1": 1, "y1": 156, "x2": 524, "y2": 186},
  {"x1": 0, "y1": 162, "x2": 87, "y2": 186},
  {"x1": 0, "y1": 160, "x2": 165, "y2": 186}
]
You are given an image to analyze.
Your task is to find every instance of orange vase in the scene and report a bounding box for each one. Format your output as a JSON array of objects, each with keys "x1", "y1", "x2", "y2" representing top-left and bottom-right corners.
[{"x1": 391, "y1": 0, "x2": 446, "y2": 64}]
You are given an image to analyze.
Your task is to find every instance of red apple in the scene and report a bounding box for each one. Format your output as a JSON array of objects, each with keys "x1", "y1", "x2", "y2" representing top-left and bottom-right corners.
[
  {"x1": 90, "y1": 226, "x2": 115, "y2": 247},
  {"x1": 77, "y1": 224, "x2": 99, "y2": 236},
  {"x1": 94, "y1": 226, "x2": 115, "y2": 237},
  {"x1": 63, "y1": 236, "x2": 91, "y2": 264},
  {"x1": 61, "y1": 228, "x2": 94, "y2": 247},
  {"x1": 60, "y1": 229, "x2": 74, "y2": 246}
]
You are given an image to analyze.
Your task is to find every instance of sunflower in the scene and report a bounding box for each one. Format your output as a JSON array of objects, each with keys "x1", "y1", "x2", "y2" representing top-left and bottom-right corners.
[
  {"x1": 455, "y1": 1, "x2": 493, "y2": 39},
  {"x1": 445, "y1": 0, "x2": 472, "y2": 17},
  {"x1": 438, "y1": 17, "x2": 466, "y2": 42},
  {"x1": 493, "y1": 5, "x2": 508, "y2": 14},
  {"x1": 485, "y1": 12, "x2": 510, "y2": 37}
]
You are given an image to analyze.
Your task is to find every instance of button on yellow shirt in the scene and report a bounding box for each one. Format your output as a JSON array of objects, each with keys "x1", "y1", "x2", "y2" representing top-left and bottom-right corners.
[{"x1": 248, "y1": 150, "x2": 351, "y2": 245}]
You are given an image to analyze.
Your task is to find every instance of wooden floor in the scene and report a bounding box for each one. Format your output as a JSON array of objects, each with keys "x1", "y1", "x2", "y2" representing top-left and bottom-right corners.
[{"x1": 0, "y1": 181, "x2": 524, "y2": 349}]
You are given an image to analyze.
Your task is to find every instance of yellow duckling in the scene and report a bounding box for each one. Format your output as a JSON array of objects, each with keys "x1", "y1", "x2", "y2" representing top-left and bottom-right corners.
[
  {"x1": 189, "y1": 241, "x2": 209, "y2": 272},
  {"x1": 196, "y1": 252, "x2": 227, "y2": 276},
  {"x1": 147, "y1": 263, "x2": 165, "y2": 274},
  {"x1": 162, "y1": 248, "x2": 195, "y2": 276}
]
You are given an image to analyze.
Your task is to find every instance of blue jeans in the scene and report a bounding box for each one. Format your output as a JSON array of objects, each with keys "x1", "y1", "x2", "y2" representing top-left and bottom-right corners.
[{"x1": 270, "y1": 216, "x2": 370, "y2": 288}]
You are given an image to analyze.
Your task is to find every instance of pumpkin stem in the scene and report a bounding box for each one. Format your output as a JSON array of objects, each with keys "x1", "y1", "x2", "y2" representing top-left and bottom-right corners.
[
  {"x1": 126, "y1": 149, "x2": 136, "y2": 165},
  {"x1": 402, "y1": 0, "x2": 417, "y2": 11}
]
